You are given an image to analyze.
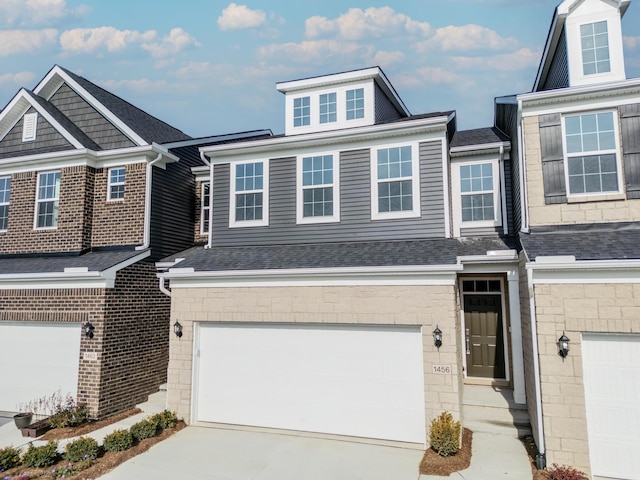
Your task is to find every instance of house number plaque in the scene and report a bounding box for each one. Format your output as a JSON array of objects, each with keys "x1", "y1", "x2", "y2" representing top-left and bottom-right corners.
[
  {"x1": 432, "y1": 364, "x2": 452, "y2": 374},
  {"x1": 83, "y1": 352, "x2": 98, "y2": 361}
]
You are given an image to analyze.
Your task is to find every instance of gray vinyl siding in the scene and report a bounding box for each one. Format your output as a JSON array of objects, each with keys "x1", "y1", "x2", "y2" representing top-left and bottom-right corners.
[
  {"x1": 49, "y1": 83, "x2": 135, "y2": 150},
  {"x1": 619, "y1": 103, "x2": 640, "y2": 199},
  {"x1": 495, "y1": 100, "x2": 521, "y2": 231},
  {"x1": 212, "y1": 141, "x2": 446, "y2": 247},
  {"x1": 540, "y1": 28, "x2": 569, "y2": 91},
  {"x1": 374, "y1": 84, "x2": 403, "y2": 124},
  {"x1": 0, "y1": 107, "x2": 73, "y2": 159},
  {"x1": 539, "y1": 113, "x2": 567, "y2": 204}
]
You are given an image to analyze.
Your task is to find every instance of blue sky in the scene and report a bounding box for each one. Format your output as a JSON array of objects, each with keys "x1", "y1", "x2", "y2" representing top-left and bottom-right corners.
[{"x1": 1, "y1": 0, "x2": 639, "y2": 137}]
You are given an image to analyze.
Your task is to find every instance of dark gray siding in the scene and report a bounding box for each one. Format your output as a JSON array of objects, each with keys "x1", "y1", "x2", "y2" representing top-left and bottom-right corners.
[
  {"x1": 212, "y1": 141, "x2": 446, "y2": 247},
  {"x1": 539, "y1": 113, "x2": 567, "y2": 204},
  {"x1": 49, "y1": 83, "x2": 135, "y2": 150},
  {"x1": 0, "y1": 107, "x2": 73, "y2": 159},
  {"x1": 495, "y1": 101, "x2": 521, "y2": 231},
  {"x1": 620, "y1": 103, "x2": 640, "y2": 199},
  {"x1": 540, "y1": 29, "x2": 569, "y2": 91},
  {"x1": 374, "y1": 84, "x2": 403, "y2": 124}
]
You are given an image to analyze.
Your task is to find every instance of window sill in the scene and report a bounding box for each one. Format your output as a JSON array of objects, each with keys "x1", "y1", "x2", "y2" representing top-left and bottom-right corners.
[
  {"x1": 371, "y1": 210, "x2": 421, "y2": 221},
  {"x1": 567, "y1": 192, "x2": 626, "y2": 203}
]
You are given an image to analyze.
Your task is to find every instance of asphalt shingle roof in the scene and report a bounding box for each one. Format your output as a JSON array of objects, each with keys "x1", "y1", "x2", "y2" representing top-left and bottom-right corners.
[
  {"x1": 450, "y1": 127, "x2": 510, "y2": 148},
  {"x1": 521, "y1": 223, "x2": 640, "y2": 261},
  {"x1": 167, "y1": 237, "x2": 519, "y2": 272}
]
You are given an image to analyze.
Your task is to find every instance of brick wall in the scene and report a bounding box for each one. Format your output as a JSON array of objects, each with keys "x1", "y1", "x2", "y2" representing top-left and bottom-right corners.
[
  {"x1": 533, "y1": 282, "x2": 640, "y2": 474},
  {"x1": 167, "y1": 284, "x2": 462, "y2": 441}
]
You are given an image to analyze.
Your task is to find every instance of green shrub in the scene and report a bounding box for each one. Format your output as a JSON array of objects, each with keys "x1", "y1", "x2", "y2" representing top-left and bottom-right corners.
[
  {"x1": 21, "y1": 441, "x2": 59, "y2": 468},
  {"x1": 64, "y1": 436, "x2": 99, "y2": 462},
  {"x1": 130, "y1": 419, "x2": 159, "y2": 442},
  {"x1": 429, "y1": 412, "x2": 461, "y2": 457},
  {"x1": 0, "y1": 445, "x2": 22, "y2": 470},
  {"x1": 103, "y1": 429, "x2": 133, "y2": 452},
  {"x1": 544, "y1": 464, "x2": 588, "y2": 480},
  {"x1": 49, "y1": 397, "x2": 88, "y2": 428},
  {"x1": 149, "y1": 410, "x2": 178, "y2": 430}
]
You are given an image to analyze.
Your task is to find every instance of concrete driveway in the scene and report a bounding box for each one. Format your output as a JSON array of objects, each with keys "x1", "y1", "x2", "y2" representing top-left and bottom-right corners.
[{"x1": 99, "y1": 426, "x2": 424, "y2": 480}]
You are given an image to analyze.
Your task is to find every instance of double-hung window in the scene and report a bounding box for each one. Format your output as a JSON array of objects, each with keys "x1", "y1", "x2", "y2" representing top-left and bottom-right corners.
[
  {"x1": 563, "y1": 111, "x2": 620, "y2": 196},
  {"x1": 297, "y1": 153, "x2": 339, "y2": 223},
  {"x1": 346, "y1": 88, "x2": 364, "y2": 120},
  {"x1": 200, "y1": 182, "x2": 210, "y2": 234},
  {"x1": 230, "y1": 161, "x2": 268, "y2": 227},
  {"x1": 372, "y1": 144, "x2": 420, "y2": 219},
  {"x1": 293, "y1": 97, "x2": 310, "y2": 127},
  {"x1": 319, "y1": 93, "x2": 337, "y2": 124},
  {"x1": 0, "y1": 177, "x2": 10, "y2": 231},
  {"x1": 108, "y1": 167, "x2": 125, "y2": 200},
  {"x1": 581, "y1": 21, "x2": 610, "y2": 75},
  {"x1": 460, "y1": 163, "x2": 496, "y2": 222},
  {"x1": 35, "y1": 171, "x2": 60, "y2": 229}
]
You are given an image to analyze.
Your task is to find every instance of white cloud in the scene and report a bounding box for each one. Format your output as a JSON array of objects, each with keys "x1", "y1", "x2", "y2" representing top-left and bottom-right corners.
[
  {"x1": 452, "y1": 48, "x2": 539, "y2": 71},
  {"x1": 258, "y1": 40, "x2": 374, "y2": 64},
  {"x1": 305, "y1": 7, "x2": 431, "y2": 41},
  {"x1": 0, "y1": 71, "x2": 36, "y2": 87},
  {"x1": 624, "y1": 36, "x2": 640, "y2": 49},
  {"x1": 142, "y1": 28, "x2": 200, "y2": 59},
  {"x1": 0, "y1": 0, "x2": 88, "y2": 28},
  {"x1": 372, "y1": 50, "x2": 405, "y2": 67},
  {"x1": 0, "y1": 29, "x2": 58, "y2": 56},
  {"x1": 218, "y1": 3, "x2": 266, "y2": 31},
  {"x1": 60, "y1": 27, "x2": 156, "y2": 53},
  {"x1": 416, "y1": 66, "x2": 463, "y2": 84},
  {"x1": 415, "y1": 24, "x2": 518, "y2": 52}
]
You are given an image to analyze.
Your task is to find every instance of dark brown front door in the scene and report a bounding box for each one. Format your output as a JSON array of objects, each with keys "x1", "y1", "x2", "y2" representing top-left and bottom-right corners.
[{"x1": 464, "y1": 294, "x2": 505, "y2": 379}]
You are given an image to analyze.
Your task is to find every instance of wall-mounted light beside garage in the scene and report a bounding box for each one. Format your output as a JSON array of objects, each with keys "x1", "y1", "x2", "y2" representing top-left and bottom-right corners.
[
  {"x1": 83, "y1": 322, "x2": 95, "y2": 339},
  {"x1": 557, "y1": 331, "x2": 570, "y2": 358},
  {"x1": 433, "y1": 325, "x2": 442, "y2": 349},
  {"x1": 173, "y1": 321, "x2": 183, "y2": 338}
]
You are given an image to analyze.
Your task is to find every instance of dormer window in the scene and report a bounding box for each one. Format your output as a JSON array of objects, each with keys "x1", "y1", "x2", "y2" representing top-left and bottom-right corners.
[
  {"x1": 319, "y1": 93, "x2": 337, "y2": 124},
  {"x1": 346, "y1": 88, "x2": 364, "y2": 120},
  {"x1": 22, "y1": 112, "x2": 38, "y2": 142},
  {"x1": 294, "y1": 97, "x2": 310, "y2": 127},
  {"x1": 581, "y1": 21, "x2": 610, "y2": 75}
]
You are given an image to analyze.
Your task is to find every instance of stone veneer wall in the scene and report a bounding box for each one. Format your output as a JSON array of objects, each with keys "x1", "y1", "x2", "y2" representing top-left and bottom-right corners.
[
  {"x1": 522, "y1": 116, "x2": 640, "y2": 227},
  {"x1": 167, "y1": 284, "x2": 463, "y2": 442},
  {"x1": 533, "y1": 282, "x2": 640, "y2": 474}
]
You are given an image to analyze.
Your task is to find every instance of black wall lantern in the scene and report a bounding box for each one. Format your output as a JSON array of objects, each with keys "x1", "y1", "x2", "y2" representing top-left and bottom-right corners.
[
  {"x1": 173, "y1": 321, "x2": 183, "y2": 338},
  {"x1": 433, "y1": 325, "x2": 443, "y2": 349},
  {"x1": 557, "y1": 331, "x2": 570, "y2": 358},
  {"x1": 84, "y1": 322, "x2": 95, "y2": 339}
]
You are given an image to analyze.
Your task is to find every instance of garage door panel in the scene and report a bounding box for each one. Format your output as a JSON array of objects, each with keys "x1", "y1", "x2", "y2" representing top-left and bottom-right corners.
[
  {"x1": 583, "y1": 334, "x2": 640, "y2": 480},
  {"x1": 195, "y1": 323, "x2": 425, "y2": 444},
  {"x1": 0, "y1": 323, "x2": 81, "y2": 412}
]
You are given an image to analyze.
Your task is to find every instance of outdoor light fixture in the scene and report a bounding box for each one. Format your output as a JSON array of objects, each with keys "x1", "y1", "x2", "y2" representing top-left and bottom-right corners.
[
  {"x1": 173, "y1": 321, "x2": 183, "y2": 338},
  {"x1": 433, "y1": 325, "x2": 443, "y2": 349},
  {"x1": 84, "y1": 322, "x2": 95, "y2": 339},
  {"x1": 557, "y1": 331, "x2": 570, "y2": 358}
]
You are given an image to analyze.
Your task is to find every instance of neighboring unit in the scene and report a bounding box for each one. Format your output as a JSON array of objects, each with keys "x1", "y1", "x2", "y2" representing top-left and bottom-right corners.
[{"x1": 497, "y1": 0, "x2": 640, "y2": 477}]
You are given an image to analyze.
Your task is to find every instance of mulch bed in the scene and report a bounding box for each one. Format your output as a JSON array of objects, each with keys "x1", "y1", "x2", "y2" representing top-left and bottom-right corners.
[
  {"x1": 419, "y1": 428, "x2": 473, "y2": 476},
  {"x1": 521, "y1": 434, "x2": 548, "y2": 480},
  {"x1": 40, "y1": 408, "x2": 141, "y2": 441}
]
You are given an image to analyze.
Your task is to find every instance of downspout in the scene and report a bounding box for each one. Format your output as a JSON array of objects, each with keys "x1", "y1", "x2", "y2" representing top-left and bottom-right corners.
[
  {"x1": 200, "y1": 151, "x2": 213, "y2": 249},
  {"x1": 136, "y1": 152, "x2": 163, "y2": 251},
  {"x1": 158, "y1": 275, "x2": 171, "y2": 297},
  {"x1": 527, "y1": 264, "x2": 546, "y2": 469},
  {"x1": 498, "y1": 144, "x2": 508, "y2": 235},
  {"x1": 517, "y1": 98, "x2": 530, "y2": 233}
]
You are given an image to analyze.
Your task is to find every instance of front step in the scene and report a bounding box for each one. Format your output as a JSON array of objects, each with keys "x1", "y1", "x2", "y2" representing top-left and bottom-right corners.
[
  {"x1": 135, "y1": 384, "x2": 168, "y2": 414},
  {"x1": 464, "y1": 403, "x2": 532, "y2": 437}
]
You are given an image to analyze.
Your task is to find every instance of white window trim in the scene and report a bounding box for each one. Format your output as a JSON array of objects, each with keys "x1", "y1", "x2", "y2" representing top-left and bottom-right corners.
[
  {"x1": 371, "y1": 142, "x2": 421, "y2": 220},
  {"x1": 0, "y1": 176, "x2": 10, "y2": 232},
  {"x1": 229, "y1": 160, "x2": 269, "y2": 228},
  {"x1": 561, "y1": 109, "x2": 624, "y2": 199},
  {"x1": 22, "y1": 112, "x2": 38, "y2": 142},
  {"x1": 107, "y1": 166, "x2": 125, "y2": 201},
  {"x1": 200, "y1": 182, "x2": 210, "y2": 235},
  {"x1": 451, "y1": 158, "x2": 503, "y2": 237},
  {"x1": 34, "y1": 170, "x2": 60, "y2": 230},
  {"x1": 319, "y1": 92, "x2": 337, "y2": 124},
  {"x1": 346, "y1": 88, "x2": 365, "y2": 121},
  {"x1": 296, "y1": 151, "x2": 340, "y2": 224},
  {"x1": 293, "y1": 96, "x2": 311, "y2": 128}
]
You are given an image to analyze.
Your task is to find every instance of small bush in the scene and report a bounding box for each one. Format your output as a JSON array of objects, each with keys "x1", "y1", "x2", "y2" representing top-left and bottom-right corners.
[
  {"x1": 0, "y1": 445, "x2": 22, "y2": 470},
  {"x1": 149, "y1": 410, "x2": 178, "y2": 430},
  {"x1": 64, "y1": 436, "x2": 99, "y2": 462},
  {"x1": 49, "y1": 397, "x2": 88, "y2": 428},
  {"x1": 544, "y1": 464, "x2": 588, "y2": 480},
  {"x1": 130, "y1": 419, "x2": 159, "y2": 442},
  {"x1": 21, "y1": 441, "x2": 59, "y2": 468},
  {"x1": 429, "y1": 411, "x2": 461, "y2": 457},
  {"x1": 103, "y1": 429, "x2": 133, "y2": 452}
]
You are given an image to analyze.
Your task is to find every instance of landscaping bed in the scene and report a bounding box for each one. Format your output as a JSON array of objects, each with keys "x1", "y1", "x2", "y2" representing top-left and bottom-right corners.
[{"x1": 419, "y1": 428, "x2": 472, "y2": 476}]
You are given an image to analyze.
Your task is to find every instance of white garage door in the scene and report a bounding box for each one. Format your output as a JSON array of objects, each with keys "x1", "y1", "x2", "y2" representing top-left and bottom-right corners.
[
  {"x1": 0, "y1": 322, "x2": 81, "y2": 413},
  {"x1": 194, "y1": 323, "x2": 426, "y2": 444},
  {"x1": 582, "y1": 334, "x2": 640, "y2": 480}
]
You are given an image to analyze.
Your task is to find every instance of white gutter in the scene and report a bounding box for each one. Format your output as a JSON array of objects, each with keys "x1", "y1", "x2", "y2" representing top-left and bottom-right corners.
[
  {"x1": 526, "y1": 264, "x2": 546, "y2": 465},
  {"x1": 136, "y1": 150, "x2": 163, "y2": 251},
  {"x1": 200, "y1": 151, "x2": 213, "y2": 249},
  {"x1": 518, "y1": 98, "x2": 530, "y2": 233},
  {"x1": 158, "y1": 276, "x2": 171, "y2": 297},
  {"x1": 499, "y1": 144, "x2": 508, "y2": 235}
]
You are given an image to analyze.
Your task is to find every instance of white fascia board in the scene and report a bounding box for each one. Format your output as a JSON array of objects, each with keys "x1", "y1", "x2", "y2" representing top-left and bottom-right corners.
[
  {"x1": 450, "y1": 143, "x2": 511, "y2": 158},
  {"x1": 96, "y1": 143, "x2": 178, "y2": 169},
  {"x1": 276, "y1": 67, "x2": 382, "y2": 93},
  {"x1": 191, "y1": 165, "x2": 210, "y2": 182},
  {"x1": 457, "y1": 250, "x2": 519, "y2": 265},
  {"x1": 34, "y1": 66, "x2": 148, "y2": 146},
  {"x1": 200, "y1": 115, "x2": 451, "y2": 162},
  {"x1": 526, "y1": 258, "x2": 640, "y2": 284},
  {"x1": 162, "y1": 264, "x2": 461, "y2": 288}
]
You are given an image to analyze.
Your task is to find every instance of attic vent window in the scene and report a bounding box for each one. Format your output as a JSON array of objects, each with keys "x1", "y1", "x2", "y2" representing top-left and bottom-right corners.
[{"x1": 22, "y1": 112, "x2": 38, "y2": 142}]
